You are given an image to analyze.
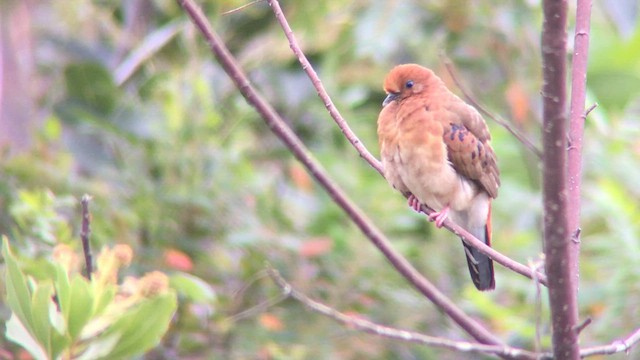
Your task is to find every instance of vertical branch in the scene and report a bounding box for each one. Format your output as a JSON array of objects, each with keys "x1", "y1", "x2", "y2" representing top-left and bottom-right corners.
[
  {"x1": 80, "y1": 194, "x2": 93, "y2": 279},
  {"x1": 567, "y1": 0, "x2": 593, "y2": 292},
  {"x1": 541, "y1": 1, "x2": 579, "y2": 359}
]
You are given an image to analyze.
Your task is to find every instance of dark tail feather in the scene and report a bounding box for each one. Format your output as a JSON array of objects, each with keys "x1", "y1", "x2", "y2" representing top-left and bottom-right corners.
[{"x1": 462, "y1": 223, "x2": 495, "y2": 291}]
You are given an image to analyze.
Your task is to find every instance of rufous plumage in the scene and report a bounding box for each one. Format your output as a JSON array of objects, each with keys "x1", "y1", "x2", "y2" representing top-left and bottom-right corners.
[{"x1": 377, "y1": 64, "x2": 500, "y2": 290}]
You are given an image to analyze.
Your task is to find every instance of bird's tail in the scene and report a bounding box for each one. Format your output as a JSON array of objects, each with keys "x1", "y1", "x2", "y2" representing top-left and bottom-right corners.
[{"x1": 461, "y1": 206, "x2": 495, "y2": 291}]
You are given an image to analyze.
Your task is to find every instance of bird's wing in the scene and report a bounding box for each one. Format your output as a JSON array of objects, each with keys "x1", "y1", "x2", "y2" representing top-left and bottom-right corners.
[{"x1": 441, "y1": 103, "x2": 500, "y2": 198}]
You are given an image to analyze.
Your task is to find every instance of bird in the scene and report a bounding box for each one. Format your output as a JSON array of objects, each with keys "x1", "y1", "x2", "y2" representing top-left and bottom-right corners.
[{"x1": 377, "y1": 64, "x2": 500, "y2": 291}]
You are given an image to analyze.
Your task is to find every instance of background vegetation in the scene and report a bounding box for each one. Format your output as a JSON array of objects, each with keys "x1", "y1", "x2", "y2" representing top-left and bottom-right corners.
[{"x1": 1, "y1": 0, "x2": 639, "y2": 358}]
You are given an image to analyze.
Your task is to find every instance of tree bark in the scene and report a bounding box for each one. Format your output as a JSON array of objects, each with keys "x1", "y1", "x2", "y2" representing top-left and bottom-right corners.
[
  {"x1": 541, "y1": 1, "x2": 580, "y2": 359},
  {"x1": 567, "y1": 0, "x2": 593, "y2": 294}
]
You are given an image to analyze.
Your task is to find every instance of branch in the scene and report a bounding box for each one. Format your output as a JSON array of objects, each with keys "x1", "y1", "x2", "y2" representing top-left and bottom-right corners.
[
  {"x1": 267, "y1": 0, "x2": 547, "y2": 286},
  {"x1": 221, "y1": 0, "x2": 263, "y2": 15},
  {"x1": 266, "y1": 0, "x2": 383, "y2": 175},
  {"x1": 440, "y1": 55, "x2": 542, "y2": 159},
  {"x1": 530, "y1": 259, "x2": 544, "y2": 354},
  {"x1": 573, "y1": 317, "x2": 592, "y2": 335},
  {"x1": 580, "y1": 327, "x2": 640, "y2": 357},
  {"x1": 541, "y1": 1, "x2": 580, "y2": 359},
  {"x1": 267, "y1": 267, "x2": 543, "y2": 360},
  {"x1": 566, "y1": 0, "x2": 593, "y2": 295},
  {"x1": 177, "y1": 0, "x2": 502, "y2": 347},
  {"x1": 80, "y1": 194, "x2": 93, "y2": 279},
  {"x1": 436, "y1": 211, "x2": 547, "y2": 286}
]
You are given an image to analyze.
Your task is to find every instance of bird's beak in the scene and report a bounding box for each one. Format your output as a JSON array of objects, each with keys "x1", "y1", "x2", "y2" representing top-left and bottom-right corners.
[{"x1": 382, "y1": 92, "x2": 399, "y2": 107}]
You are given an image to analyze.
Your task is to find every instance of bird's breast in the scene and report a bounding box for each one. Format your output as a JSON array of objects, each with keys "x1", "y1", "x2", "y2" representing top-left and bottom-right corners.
[{"x1": 378, "y1": 105, "x2": 410, "y2": 194}]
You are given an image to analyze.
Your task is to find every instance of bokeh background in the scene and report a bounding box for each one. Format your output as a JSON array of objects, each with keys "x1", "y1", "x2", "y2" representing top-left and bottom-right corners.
[{"x1": 1, "y1": 0, "x2": 639, "y2": 359}]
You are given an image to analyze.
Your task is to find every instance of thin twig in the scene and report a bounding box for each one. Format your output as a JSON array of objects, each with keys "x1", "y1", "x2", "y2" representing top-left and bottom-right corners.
[
  {"x1": 223, "y1": 270, "x2": 282, "y2": 325},
  {"x1": 221, "y1": 0, "x2": 263, "y2": 15},
  {"x1": 232, "y1": 269, "x2": 269, "y2": 299},
  {"x1": 266, "y1": 0, "x2": 547, "y2": 286},
  {"x1": 80, "y1": 194, "x2": 93, "y2": 280},
  {"x1": 440, "y1": 55, "x2": 542, "y2": 159},
  {"x1": 227, "y1": 292, "x2": 288, "y2": 323},
  {"x1": 573, "y1": 318, "x2": 592, "y2": 335},
  {"x1": 580, "y1": 327, "x2": 640, "y2": 357},
  {"x1": 178, "y1": 0, "x2": 503, "y2": 347},
  {"x1": 529, "y1": 258, "x2": 544, "y2": 354},
  {"x1": 266, "y1": 0, "x2": 384, "y2": 176},
  {"x1": 583, "y1": 103, "x2": 597, "y2": 119},
  {"x1": 570, "y1": 227, "x2": 581, "y2": 244},
  {"x1": 267, "y1": 267, "x2": 543, "y2": 360}
]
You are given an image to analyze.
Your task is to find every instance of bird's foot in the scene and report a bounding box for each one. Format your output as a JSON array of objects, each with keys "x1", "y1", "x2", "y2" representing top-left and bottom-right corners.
[
  {"x1": 407, "y1": 194, "x2": 422, "y2": 213},
  {"x1": 428, "y1": 206, "x2": 450, "y2": 228}
]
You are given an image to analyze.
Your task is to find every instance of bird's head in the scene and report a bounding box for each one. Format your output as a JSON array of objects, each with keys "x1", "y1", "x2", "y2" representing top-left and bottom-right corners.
[{"x1": 382, "y1": 64, "x2": 439, "y2": 107}]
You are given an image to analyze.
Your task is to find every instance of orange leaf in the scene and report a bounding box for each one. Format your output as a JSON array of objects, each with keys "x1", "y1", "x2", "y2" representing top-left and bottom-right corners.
[
  {"x1": 289, "y1": 162, "x2": 313, "y2": 192},
  {"x1": 506, "y1": 81, "x2": 530, "y2": 125},
  {"x1": 588, "y1": 302, "x2": 606, "y2": 317},
  {"x1": 164, "y1": 248, "x2": 194, "y2": 272},
  {"x1": 259, "y1": 313, "x2": 284, "y2": 331},
  {"x1": 357, "y1": 294, "x2": 376, "y2": 307},
  {"x1": 633, "y1": 140, "x2": 640, "y2": 157},
  {"x1": 18, "y1": 349, "x2": 34, "y2": 360},
  {"x1": 299, "y1": 237, "x2": 333, "y2": 258}
]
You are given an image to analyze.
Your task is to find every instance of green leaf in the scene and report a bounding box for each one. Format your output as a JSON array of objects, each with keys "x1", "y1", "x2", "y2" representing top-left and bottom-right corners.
[
  {"x1": 42, "y1": 116, "x2": 63, "y2": 141},
  {"x1": 67, "y1": 274, "x2": 94, "y2": 339},
  {"x1": 48, "y1": 300, "x2": 71, "y2": 358},
  {"x1": 2, "y1": 237, "x2": 36, "y2": 339},
  {"x1": 76, "y1": 333, "x2": 121, "y2": 360},
  {"x1": 170, "y1": 272, "x2": 216, "y2": 303},
  {"x1": 30, "y1": 283, "x2": 55, "y2": 355},
  {"x1": 49, "y1": 297, "x2": 66, "y2": 337},
  {"x1": 29, "y1": 283, "x2": 69, "y2": 359},
  {"x1": 64, "y1": 62, "x2": 118, "y2": 115},
  {"x1": 114, "y1": 20, "x2": 183, "y2": 85},
  {"x1": 100, "y1": 293, "x2": 177, "y2": 359},
  {"x1": 55, "y1": 264, "x2": 71, "y2": 322},
  {"x1": 5, "y1": 314, "x2": 48, "y2": 360},
  {"x1": 92, "y1": 285, "x2": 116, "y2": 317},
  {"x1": 55, "y1": 264, "x2": 94, "y2": 341}
]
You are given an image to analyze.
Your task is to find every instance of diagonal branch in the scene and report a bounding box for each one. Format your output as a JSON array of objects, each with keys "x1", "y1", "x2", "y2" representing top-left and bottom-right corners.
[
  {"x1": 579, "y1": 327, "x2": 640, "y2": 357},
  {"x1": 221, "y1": 0, "x2": 263, "y2": 15},
  {"x1": 541, "y1": 0, "x2": 580, "y2": 359},
  {"x1": 267, "y1": 267, "x2": 543, "y2": 360},
  {"x1": 177, "y1": 0, "x2": 503, "y2": 347},
  {"x1": 267, "y1": 0, "x2": 383, "y2": 176},
  {"x1": 266, "y1": 0, "x2": 547, "y2": 286}
]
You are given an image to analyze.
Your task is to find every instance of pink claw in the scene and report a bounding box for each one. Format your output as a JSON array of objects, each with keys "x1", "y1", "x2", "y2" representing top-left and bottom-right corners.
[
  {"x1": 428, "y1": 206, "x2": 450, "y2": 228},
  {"x1": 407, "y1": 195, "x2": 422, "y2": 213}
]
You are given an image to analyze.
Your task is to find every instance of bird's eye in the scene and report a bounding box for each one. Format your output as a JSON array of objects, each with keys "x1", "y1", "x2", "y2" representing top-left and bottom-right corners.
[{"x1": 405, "y1": 80, "x2": 414, "y2": 89}]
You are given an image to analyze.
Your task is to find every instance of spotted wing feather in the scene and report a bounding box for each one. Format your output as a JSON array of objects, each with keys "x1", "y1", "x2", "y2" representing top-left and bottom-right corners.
[{"x1": 441, "y1": 107, "x2": 499, "y2": 198}]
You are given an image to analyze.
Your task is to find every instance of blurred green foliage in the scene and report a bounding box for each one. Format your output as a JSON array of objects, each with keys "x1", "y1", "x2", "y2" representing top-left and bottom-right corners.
[
  {"x1": 3, "y1": 238, "x2": 177, "y2": 360},
  {"x1": 1, "y1": 0, "x2": 639, "y2": 359}
]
